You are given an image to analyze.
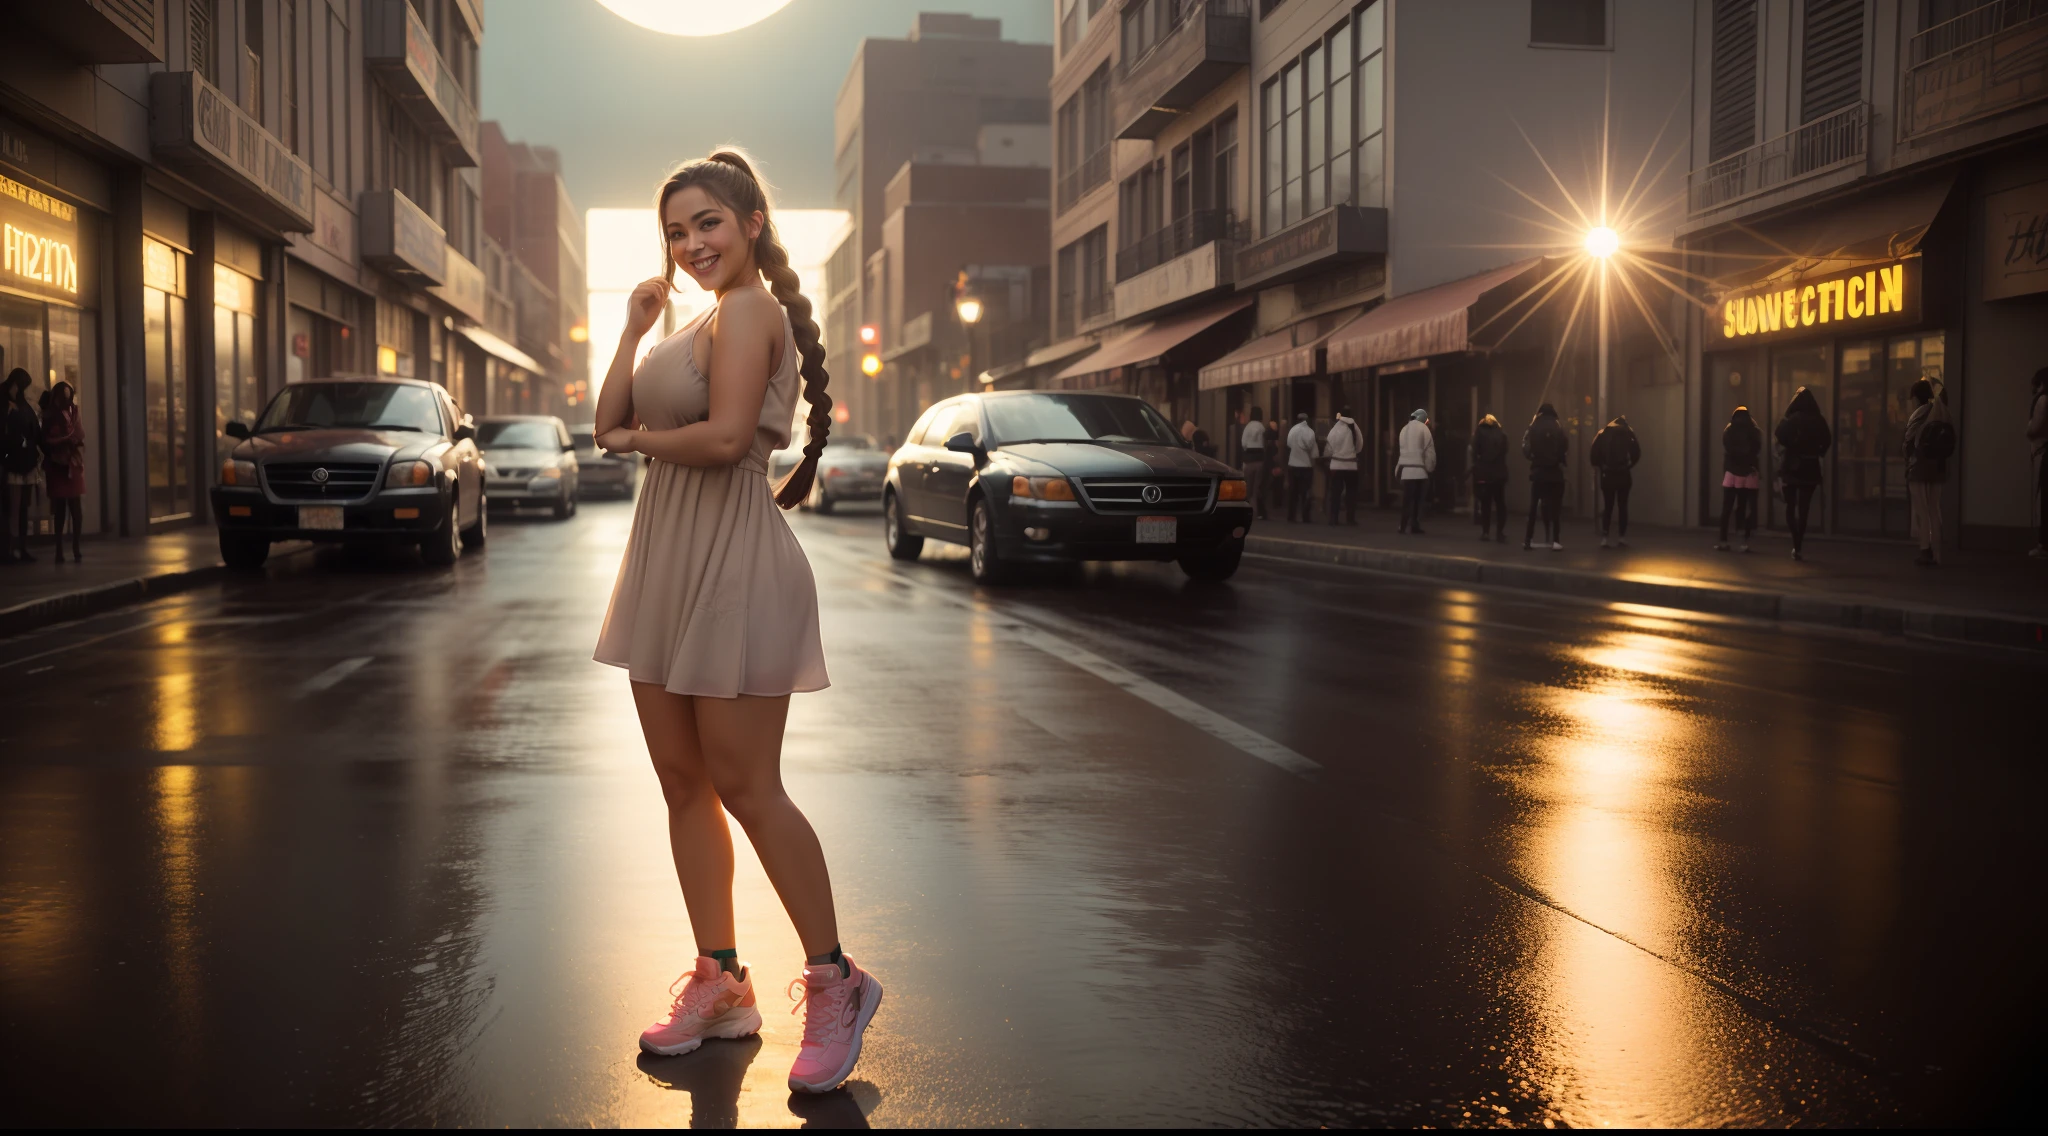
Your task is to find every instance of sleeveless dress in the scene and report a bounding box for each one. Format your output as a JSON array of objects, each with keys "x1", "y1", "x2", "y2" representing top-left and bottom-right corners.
[{"x1": 593, "y1": 301, "x2": 829, "y2": 697}]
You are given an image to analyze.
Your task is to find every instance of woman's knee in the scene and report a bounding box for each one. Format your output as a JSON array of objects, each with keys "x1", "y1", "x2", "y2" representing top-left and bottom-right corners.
[
  {"x1": 710, "y1": 775, "x2": 788, "y2": 828},
  {"x1": 651, "y1": 757, "x2": 716, "y2": 810}
]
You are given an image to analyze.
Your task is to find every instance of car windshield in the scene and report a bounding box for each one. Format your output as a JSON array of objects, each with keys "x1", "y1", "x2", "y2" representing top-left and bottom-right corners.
[
  {"x1": 258, "y1": 383, "x2": 443, "y2": 434},
  {"x1": 827, "y1": 433, "x2": 879, "y2": 450},
  {"x1": 983, "y1": 394, "x2": 1181, "y2": 446},
  {"x1": 478, "y1": 420, "x2": 559, "y2": 449}
]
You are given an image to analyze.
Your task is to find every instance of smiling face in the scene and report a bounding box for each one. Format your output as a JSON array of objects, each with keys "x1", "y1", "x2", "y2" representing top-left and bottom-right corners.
[{"x1": 664, "y1": 185, "x2": 763, "y2": 294}]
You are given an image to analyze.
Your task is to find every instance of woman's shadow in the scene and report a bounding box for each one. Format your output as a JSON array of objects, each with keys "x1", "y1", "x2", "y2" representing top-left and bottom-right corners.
[{"x1": 635, "y1": 1039, "x2": 877, "y2": 1129}]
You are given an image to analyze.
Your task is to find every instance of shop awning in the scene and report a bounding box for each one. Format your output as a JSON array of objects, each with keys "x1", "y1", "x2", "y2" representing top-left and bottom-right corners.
[
  {"x1": 1703, "y1": 171, "x2": 1956, "y2": 297},
  {"x1": 457, "y1": 323, "x2": 545, "y2": 374},
  {"x1": 1197, "y1": 307, "x2": 1365, "y2": 390},
  {"x1": 982, "y1": 335, "x2": 1102, "y2": 389},
  {"x1": 1324, "y1": 259, "x2": 1542, "y2": 372},
  {"x1": 1051, "y1": 296, "x2": 1253, "y2": 383}
]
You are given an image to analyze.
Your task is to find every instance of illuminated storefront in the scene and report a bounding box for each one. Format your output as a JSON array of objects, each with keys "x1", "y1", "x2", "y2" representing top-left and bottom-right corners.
[
  {"x1": 1, "y1": 165, "x2": 101, "y2": 536},
  {"x1": 142, "y1": 237, "x2": 195, "y2": 523}
]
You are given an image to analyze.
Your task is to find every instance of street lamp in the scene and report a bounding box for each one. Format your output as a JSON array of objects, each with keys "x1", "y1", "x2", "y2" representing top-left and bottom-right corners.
[
  {"x1": 1585, "y1": 225, "x2": 1618, "y2": 426},
  {"x1": 955, "y1": 297, "x2": 983, "y2": 325}
]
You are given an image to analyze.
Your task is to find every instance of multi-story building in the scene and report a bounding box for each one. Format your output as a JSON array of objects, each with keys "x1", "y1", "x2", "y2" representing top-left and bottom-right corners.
[
  {"x1": 1678, "y1": 0, "x2": 2048, "y2": 549},
  {"x1": 0, "y1": 0, "x2": 575, "y2": 543},
  {"x1": 826, "y1": 12, "x2": 1053, "y2": 443},
  {"x1": 480, "y1": 122, "x2": 588, "y2": 420}
]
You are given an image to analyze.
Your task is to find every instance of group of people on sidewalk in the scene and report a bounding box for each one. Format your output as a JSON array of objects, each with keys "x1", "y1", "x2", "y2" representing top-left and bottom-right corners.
[
  {"x1": 0, "y1": 358, "x2": 86, "y2": 566},
  {"x1": 1232, "y1": 369, "x2": 2048, "y2": 565}
]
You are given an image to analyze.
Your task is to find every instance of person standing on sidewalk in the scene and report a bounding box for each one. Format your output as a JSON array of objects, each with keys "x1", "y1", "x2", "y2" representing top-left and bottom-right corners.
[
  {"x1": 2028, "y1": 368, "x2": 2047, "y2": 559},
  {"x1": 1522, "y1": 403, "x2": 1568, "y2": 550},
  {"x1": 1588, "y1": 415, "x2": 1641, "y2": 549},
  {"x1": 1395, "y1": 409, "x2": 1435, "y2": 534},
  {"x1": 41, "y1": 381, "x2": 85, "y2": 563},
  {"x1": 1775, "y1": 386, "x2": 1832, "y2": 562},
  {"x1": 591, "y1": 151, "x2": 879, "y2": 1095},
  {"x1": 1239, "y1": 407, "x2": 1270, "y2": 521},
  {"x1": 1285, "y1": 411, "x2": 1318, "y2": 523},
  {"x1": 2, "y1": 368, "x2": 44, "y2": 564},
  {"x1": 1901, "y1": 378, "x2": 1954, "y2": 567},
  {"x1": 1715, "y1": 406, "x2": 1763, "y2": 552},
  {"x1": 1324, "y1": 406, "x2": 1363, "y2": 524},
  {"x1": 1469, "y1": 413, "x2": 1509, "y2": 542}
]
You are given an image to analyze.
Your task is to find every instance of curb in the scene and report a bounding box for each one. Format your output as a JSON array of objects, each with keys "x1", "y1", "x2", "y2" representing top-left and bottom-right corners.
[
  {"x1": 1245, "y1": 534, "x2": 2048, "y2": 651},
  {"x1": 0, "y1": 563, "x2": 227, "y2": 639}
]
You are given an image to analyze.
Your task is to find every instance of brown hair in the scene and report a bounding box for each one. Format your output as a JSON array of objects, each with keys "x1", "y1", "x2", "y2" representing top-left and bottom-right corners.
[{"x1": 655, "y1": 149, "x2": 831, "y2": 510}]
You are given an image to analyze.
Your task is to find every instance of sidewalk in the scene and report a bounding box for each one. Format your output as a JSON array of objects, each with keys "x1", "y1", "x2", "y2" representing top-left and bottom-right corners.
[
  {"x1": 0, "y1": 527, "x2": 235, "y2": 638},
  {"x1": 1246, "y1": 508, "x2": 2048, "y2": 650}
]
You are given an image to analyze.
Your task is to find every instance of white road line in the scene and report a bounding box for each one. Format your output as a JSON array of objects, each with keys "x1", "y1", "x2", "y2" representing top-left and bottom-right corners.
[
  {"x1": 297, "y1": 656, "x2": 373, "y2": 697},
  {"x1": 815, "y1": 545, "x2": 1320, "y2": 778}
]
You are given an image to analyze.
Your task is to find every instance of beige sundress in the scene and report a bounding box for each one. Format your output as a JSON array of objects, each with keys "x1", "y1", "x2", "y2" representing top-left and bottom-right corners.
[{"x1": 593, "y1": 299, "x2": 829, "y2": 697}]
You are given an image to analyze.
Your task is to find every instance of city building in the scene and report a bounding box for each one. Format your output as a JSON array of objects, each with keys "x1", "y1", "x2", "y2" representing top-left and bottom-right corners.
[
  {"x1": 826, "y1": 12, "x2": 1053, "y2": 444},
  {"x1": 1678, "y1": 0, "x2": 2048, "y2": 549},
  {"x1": 480, "y1": 121, "x2": 588, "y2": 420},
  {"x1": 0, "y1": 0, "x2": 579, "y2": 544}
]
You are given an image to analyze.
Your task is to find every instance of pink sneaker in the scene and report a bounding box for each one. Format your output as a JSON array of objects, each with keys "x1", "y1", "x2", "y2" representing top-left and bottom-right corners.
[
  {"x1": 785, "y1": 958, "x2": 883, "y2": 1093},
  {"x1": 639, "y1": 957, "x2": 763, "y2": 1056}
]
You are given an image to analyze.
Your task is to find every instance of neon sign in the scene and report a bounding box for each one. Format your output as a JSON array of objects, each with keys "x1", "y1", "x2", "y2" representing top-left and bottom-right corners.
[
  {"x1": 1719, "y1": 258, "x2": 1916, "y2": 341},
  {"x1": 0, "y1": 173, "x2": 79, "y2": 298}
]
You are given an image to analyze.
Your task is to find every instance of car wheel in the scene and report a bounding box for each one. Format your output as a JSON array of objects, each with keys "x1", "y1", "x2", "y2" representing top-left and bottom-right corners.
[
  {"x1": 814, "y1": 491, "x2": 835, "y2": 515},
  {"x1": 421, "y1": 498, "x2": 462, "y2": 566},
  {"x1": 220, "y1": 532, "x2": 269, "y2": 572},
  {"x1": 461, "y1": 492, "x2": 488, "y2": 550},
  {"x1": 969, "y1": 497, "x2": 1008, "y2": 584},
  {"x1": 884, "y1": 490, "x2": 923, "y2": 561},
  {"x1": 1178, "y1": 541, "x2": 1243, "y2": 582}
]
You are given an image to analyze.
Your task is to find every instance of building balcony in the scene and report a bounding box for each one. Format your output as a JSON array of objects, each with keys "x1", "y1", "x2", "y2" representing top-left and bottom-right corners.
[
  {"x1": 1687, "y1": 102, "x2": 1868, "y2": 217},
  {"x1": 16, "y1": 0, "x2": 164, "y2": 63},
  {"x1": 1112, "y1": 0, "x2": 1252, "y2": 141},
  {"x1": 360, "y1": 189, "x2": 446, "y2": 286},
  {"x1": 364, "y1": 0, "x2": 481, "y2": 167},
  {"x1": 148, "y1": 71, "x2": 314, "y2": 232},
  {"x1": 1057, "y1": 145, "x2": 1113, "y2": 215},
  {"x1": 1114, "y1": 217, "x2": 1244, "y2": 321},
  {"x1": 1115, "y1": 209, "x2": 1246, "y2": 281},
  {"x1": 1902, "y1": 0, "x2": 2048, "y2": 139},
  {"x1": 428, "y1": 245, "x2": 486, "y2": 322}
]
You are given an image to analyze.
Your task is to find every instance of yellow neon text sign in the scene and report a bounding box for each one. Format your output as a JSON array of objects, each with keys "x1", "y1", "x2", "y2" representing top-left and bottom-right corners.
[{"x1": 1720, "y1": 260, "x2": 1911, "y2": 340}]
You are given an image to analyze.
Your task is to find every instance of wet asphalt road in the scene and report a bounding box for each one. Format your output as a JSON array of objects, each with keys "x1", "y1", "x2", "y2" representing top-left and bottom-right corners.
[{"x1": 1, "y1": 499, "x2": 2043, "y2": 1127}]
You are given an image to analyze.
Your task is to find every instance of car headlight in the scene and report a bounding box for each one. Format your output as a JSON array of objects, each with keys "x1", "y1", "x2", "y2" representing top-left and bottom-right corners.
[
  {"x1": 389, "y1": 460, "x2": 434, "y2": 487},
  {"x1": 1009, "y1": 475, "x2": 1075, "y2": 501},
  {"x1": 537, "y1": 466, "x2": 563, "y2": 479},
  {"x1": 1218, "y1": 478, "x2": 1248, "y2": 501},
  {"x1": 219, "y1": 459, "x2": 257, "y2": 486}
]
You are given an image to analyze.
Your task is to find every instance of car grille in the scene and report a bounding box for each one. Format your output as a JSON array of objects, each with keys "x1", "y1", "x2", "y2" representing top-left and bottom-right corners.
[
  {"x1": 490, "y1": 467, "x2": 537, "y2": 480},
  {"x1": 264, "y1": 461, "x2": 382, "y2": 501},
  {"x1": 1077, "y1": 476, "x2": 1213, "y2": 514}
]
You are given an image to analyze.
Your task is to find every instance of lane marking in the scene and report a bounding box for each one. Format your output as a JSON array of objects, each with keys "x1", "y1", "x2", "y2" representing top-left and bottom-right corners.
[
  {"x1": 297, "y1": 656, "x2": 373, "y2": 697},
  {"x1": 813, "y1": 545, "x2": 1319, "y2": 778}
]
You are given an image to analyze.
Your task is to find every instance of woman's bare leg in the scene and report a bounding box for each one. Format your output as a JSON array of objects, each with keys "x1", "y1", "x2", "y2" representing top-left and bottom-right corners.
[
  {"x1": 631, "y1": 680, "x2": 736, "y2": 953},
  {"x1": 692, "y1": 693, "x2": 839, "y2": 958}
]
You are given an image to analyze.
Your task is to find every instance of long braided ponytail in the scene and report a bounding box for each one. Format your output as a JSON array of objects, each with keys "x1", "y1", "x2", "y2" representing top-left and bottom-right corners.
[{"x1": 654, "y1": 149, "x2": 833, "y2": 510}]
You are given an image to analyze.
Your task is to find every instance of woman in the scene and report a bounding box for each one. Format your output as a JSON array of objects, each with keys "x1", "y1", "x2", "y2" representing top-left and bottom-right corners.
[
  {"x1": 590, "y1": 151, "x2": 876, "y2": 1095},
  {"x1": 1714, "y1": 406, "x2": 1762, "y2": 553},
  {"x1": 2, "y1": 368, "x2": 43, "y2": 563},
  {"x1": 41, "y1": 381, "x2": 85, "y2": 563},
  {"x1": 1468, "y1": 413, "x2": 1509, "y2": 542},
  {"x1": 1774, "y1": 386, "x2": 1832, "y2": 561}
]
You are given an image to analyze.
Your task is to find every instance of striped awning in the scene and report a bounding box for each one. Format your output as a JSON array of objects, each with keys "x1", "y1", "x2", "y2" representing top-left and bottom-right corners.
[{"x1": 1197, "y1": 307, "x2": 1364, "y2": 390}]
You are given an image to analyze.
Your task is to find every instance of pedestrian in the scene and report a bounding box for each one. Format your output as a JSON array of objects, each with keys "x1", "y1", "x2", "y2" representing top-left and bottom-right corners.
[
  {"x1": 1774, "y1": 386, "x2": 1832, "y2": 561},
  {"x1": 1588, "y1": 414, "x2": 1640, "y2": 548},
  {"x1": 1285, "y1": 410, "x2": 1317, "y2": 523},
  {"x1": 1469, "y1": 413, "x2": 1509, "y2": 542},
  {"x1": 2028, "y1": 368, "x2": 2048, "y2": 559},
  {"x1": 1395, "y1": 408, "x2": 1435, "y2": 534},
  {"x1": 1901, "y1": 377, "x2": 1955, "y2": 567},
  {"x1": 1180, "y1": 418, "x2": 1213, "y2": 458},
  {"x1": 1239, "y1": 406, "x2": 1270, "y2": 521},
  {"x1": 1714, "y1": 406, "x2": 1763, "y2": 552},
  {"x1": 589, "y1": 150, "x2": 879, "y2": 1095},
  {"x1": 41, "y1": 380, "x2": 85, "y2": 563},
  {"x1": 2, "y1": 367, "x2": 44, "y2": 564},
  {"x1": 1521, "y1": 402, "x2": 1568, "y2": 550},
  {"x1": 1267, "y1": 416, "x2": 1285, "y2": 517},
  {"x1": 1324, "y1": 405, "x2": 1363, "y2": 524}
]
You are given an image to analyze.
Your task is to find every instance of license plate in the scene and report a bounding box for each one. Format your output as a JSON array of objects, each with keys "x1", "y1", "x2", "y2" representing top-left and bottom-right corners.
[
  {"x1": 1136, "y1": 515, "x2": 1177, "y2": 544},
  {"x1": 298, "y1": 505, "x2": 344, "y2": 530}
]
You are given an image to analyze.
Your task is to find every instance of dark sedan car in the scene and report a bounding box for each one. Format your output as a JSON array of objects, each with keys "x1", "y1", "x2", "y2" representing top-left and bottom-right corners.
[
  {"x1": 881, "y1": 391, "x2": 1252, "y2": 582},
  {"x1": 211, "y1": 378, "x2": 487, "y2": 570},
  {"x1": 571, "y1": 426, "x2": 639, "y2": 500}
]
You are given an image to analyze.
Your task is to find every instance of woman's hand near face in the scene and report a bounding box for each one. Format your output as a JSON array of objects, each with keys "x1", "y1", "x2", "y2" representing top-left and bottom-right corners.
[{"x1": 623, "y1": 277, "x2": 672, "y2": 340}]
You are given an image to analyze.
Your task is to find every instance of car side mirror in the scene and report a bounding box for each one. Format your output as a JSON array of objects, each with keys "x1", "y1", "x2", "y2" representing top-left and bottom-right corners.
[
  {"x1": 944, "y1": 431, "x2": 980, "y2": 456},
  {"x1": 453, "y1": 423, "x2": 476, "y2": 442},
  {"x1": 224, "y1": 421, "x2": 251, "y2": 440}
]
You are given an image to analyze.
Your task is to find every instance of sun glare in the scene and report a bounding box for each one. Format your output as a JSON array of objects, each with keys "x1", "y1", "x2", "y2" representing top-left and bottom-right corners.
[
  {"x1": 593, "y1": 0, "x2": 795, "y2": 37},
  {"x1": 1584, "y1": 225, "x2": 1620, "y2": 259}
]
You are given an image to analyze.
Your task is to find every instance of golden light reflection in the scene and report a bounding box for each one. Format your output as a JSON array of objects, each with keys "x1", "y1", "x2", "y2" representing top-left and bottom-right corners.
[
  {"x1": 154, "y1": 764, "x2": 206, "y2": 1040},
  {"x1": 153, "y1": 663, "x2": 198, "y2": 752}
]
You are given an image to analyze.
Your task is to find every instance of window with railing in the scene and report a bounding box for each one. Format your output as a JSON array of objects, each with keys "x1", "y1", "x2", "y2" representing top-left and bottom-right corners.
[
  {"x1": 1118, "y1": 109, "x2": 1243, "y2": 280},
  {"x1": 1056, "y1": 63, "x2": 1114, "y2": 214},
  {"x1": 1688, "y1": 100, "x2": 1867, "y2": 213},
  {"x1": 1913, "y1": 0, "x2": 2048, "y2": 61},
  {"x1": 1081, "y1": 226, "x2": 1111, "y2": 321},
  {"x1": 1261, "y1": 1, "x2": 1382, "y2": 235}
]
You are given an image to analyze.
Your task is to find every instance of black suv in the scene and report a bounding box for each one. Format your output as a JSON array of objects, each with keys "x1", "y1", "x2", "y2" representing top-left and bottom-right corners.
[{"x1": 211, "y1": 378, "x2": 487, "y2": 570}]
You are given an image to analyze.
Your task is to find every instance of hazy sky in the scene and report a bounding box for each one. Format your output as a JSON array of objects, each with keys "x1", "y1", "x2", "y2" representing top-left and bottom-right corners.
[{"x1": 480, "y1": 0, "x2": 1054, "y2": 212}]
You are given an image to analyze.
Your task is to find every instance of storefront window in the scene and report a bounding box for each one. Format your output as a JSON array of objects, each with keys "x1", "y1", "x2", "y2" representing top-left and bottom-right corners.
[
  {"x1": 214, "y1": 264, "x2": 261, "y2": 464},
  {"x1": 0, "y1": 293, "x2": 46, "y2": 382},
  {"x1": 144, "y1": 237, "x2": 192, "y2": 522},
  {"x1": 1835, "y1": 339, "x2": 1887, "y2": 535}
]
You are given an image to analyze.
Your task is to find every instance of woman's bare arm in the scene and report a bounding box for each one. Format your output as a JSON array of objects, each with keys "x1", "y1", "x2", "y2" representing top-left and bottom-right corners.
[
  {"x1": 616, "y1": 288, "x2": 778, "y2": 468},
  {"x1": 593, "y1": 277, "x2": 670, "y2": 439}
]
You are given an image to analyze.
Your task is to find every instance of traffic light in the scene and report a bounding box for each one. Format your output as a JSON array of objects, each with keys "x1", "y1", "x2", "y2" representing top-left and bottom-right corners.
[{"x1": 859, "y1": 323, "x2": 881, "y2": 376}]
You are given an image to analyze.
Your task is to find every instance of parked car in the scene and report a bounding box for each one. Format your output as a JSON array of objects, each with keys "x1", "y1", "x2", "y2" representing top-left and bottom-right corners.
[
  {"x1": 803, "y1": 433, "x2": 887, "y2": 513},
  {"x1": 478, "y1": 415, "x2": 580, "y2": 519},
  {"x1": 212, "y1": 377, "x2": 486, "y2": 570},
  {"x1": 881, "y1": 391, "x2": 1252, "y2": 583},
  {"x1": 571, "y1": 426, "x2": 639, "y2": 499}
]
